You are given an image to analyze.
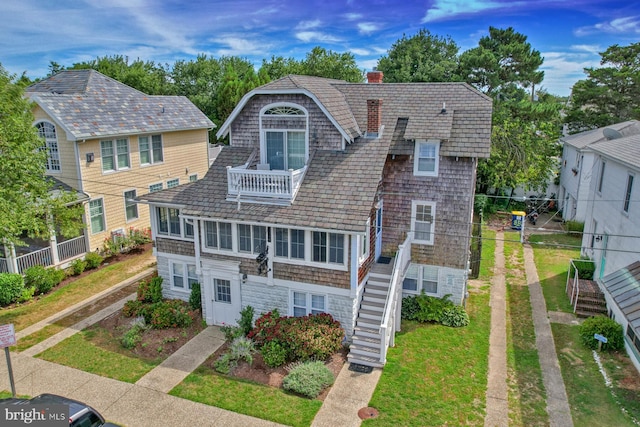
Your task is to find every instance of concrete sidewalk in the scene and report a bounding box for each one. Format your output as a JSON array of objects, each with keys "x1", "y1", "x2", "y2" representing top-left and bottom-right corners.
[{"x1": 523, "y1": 244, "x2": 574, "y2": 427}]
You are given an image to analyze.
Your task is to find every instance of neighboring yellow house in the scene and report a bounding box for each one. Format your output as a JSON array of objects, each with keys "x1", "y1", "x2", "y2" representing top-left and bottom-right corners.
[{"x1": 19, "y1": 69, "x2": 214, "y2": 264}]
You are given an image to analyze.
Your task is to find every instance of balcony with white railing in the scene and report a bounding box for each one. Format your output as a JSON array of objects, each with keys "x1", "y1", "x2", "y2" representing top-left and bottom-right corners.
[{"x1": 226, "y1": 164, "x2": 308, "y2": 205}]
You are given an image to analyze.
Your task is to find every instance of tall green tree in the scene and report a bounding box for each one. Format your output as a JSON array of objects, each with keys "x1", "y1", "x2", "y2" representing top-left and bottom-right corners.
[
  {"x1": 459, "y1": 26, "x2": 544, "y2": 96},
  {"x1": 565, "y1": 42, "x2": 640, "y2": 133},
  {"x1": 70, "y1": 55, "x2": 172, "y2": 95},
  {"x1": 377, "y1": 29, "x2": 461, "y2": 82},
  {"x1": 0, "y1": 64, "x2": 83, "y2": 248},
  {"x1": 260, "y1": 46, "x2": 363, "y2": 82}
]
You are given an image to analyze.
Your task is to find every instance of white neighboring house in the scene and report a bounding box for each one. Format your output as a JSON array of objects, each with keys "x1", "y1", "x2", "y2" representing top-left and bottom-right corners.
[
  {"x1": 581, "y1": 131, "x2": 640, "y2": 280},
  {"x1": 558, "y1": 120, "x2": 640, "y2": 222}
]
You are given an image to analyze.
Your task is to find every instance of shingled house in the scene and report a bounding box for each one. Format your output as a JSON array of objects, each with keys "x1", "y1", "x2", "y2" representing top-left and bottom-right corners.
[
  {"x1": 0, "y1": 70, "x2": 214, "y2": 274},
  {"x1": 138, "y1": 72, "x2": 492, "y2": 367}
]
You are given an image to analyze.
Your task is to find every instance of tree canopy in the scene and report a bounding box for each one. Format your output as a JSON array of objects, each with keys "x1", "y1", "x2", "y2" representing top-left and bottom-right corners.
[
  {"x1": 0, "y1": 64, "x2": 83, "y2": 248},
  {"x1": 564, "y1": 42, "x2": 640, "y2": 133},
  {"x1": 377, "y1": 29, "x2": 461, "y2": 82},
  {"x1": 260, "y1": 46, "x2": 363, "y2": 82}
]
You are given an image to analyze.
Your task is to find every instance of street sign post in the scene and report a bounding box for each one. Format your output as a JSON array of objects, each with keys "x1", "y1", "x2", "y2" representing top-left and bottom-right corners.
[{"x1": 0, "y1": 324, "x2": 17, "y2": 397}]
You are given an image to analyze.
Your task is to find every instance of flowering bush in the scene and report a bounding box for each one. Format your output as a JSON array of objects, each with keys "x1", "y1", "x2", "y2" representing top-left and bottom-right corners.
[
  {"x1": 248, "y1": 312, "x2": 344, "y2": 363},
  {"x1": 147, "y1": 300, "x2": 194, "y2": 329},
  {"x1": 102, "y1": 227, "x2": 152, "y2": 257},
  {"x1": 136, "y1": 275, "x2": 163, "y2": 303}
]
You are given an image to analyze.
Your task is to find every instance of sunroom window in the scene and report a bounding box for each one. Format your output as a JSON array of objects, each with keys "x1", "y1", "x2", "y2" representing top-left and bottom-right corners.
[{"x1": 260, "y1": 104, "x2": 308, "y2": 171}]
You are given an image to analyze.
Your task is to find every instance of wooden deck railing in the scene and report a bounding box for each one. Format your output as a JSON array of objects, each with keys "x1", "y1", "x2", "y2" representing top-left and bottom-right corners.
[{"x1": 227, "y1": 165, "x2": 307, "y2": 203}]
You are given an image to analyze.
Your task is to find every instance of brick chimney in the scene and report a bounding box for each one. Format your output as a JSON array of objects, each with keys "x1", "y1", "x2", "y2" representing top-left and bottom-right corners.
[
  {"x1": 367, "y1": 70, "x2": 383, "y2": 84},
  {"x1": 367, "y1": 99, "x2": 383, "y2": 134}
]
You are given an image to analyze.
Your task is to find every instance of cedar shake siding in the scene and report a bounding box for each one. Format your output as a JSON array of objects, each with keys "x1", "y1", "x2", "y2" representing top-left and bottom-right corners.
[{"x1": 382, "y1": 155, "x2": 475, "y2": 270}]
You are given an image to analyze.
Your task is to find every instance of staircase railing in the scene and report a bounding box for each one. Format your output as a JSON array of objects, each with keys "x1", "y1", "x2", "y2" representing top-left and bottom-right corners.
[{"x1": 379, "y1": 234, "x2": 411, "y2": 364}]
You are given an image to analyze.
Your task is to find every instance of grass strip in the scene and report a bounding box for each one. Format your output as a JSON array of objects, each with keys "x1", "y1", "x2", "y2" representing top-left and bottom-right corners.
[
  {"x1": 170, "y1": 365, "x2": 321, "y2": 427},
  {"x1": 35, "y1": 329, "x2": 159, "y2": 383}
]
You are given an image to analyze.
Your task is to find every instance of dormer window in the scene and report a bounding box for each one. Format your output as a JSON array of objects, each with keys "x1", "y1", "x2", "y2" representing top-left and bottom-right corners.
[{"x1": 260, "y1": 103, "x2": 308, "y2": 171}]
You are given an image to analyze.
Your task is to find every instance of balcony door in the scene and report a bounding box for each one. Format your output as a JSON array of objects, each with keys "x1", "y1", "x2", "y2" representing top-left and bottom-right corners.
[{"x1": 265, "y1": 131, "x2": 305, "y2": 170}]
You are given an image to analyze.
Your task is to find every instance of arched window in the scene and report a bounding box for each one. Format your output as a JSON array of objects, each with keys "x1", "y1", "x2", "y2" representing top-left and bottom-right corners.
[
  {"x1": 36, "y1": 122, "x2": 61, "y2": 172},
  {"x1": 260, "y1": 104, "x2": 308, "y2": 171}
]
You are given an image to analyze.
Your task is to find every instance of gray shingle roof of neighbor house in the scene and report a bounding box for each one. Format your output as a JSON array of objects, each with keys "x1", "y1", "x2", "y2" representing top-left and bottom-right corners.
[
  {"x1": 560, "y1": 120, "x2": 640, "y2": 149},
  {"x1": 600, "y1": 261, "x2": 640, "y2": 333},
  {"x1": 26, "y1": 70, "x2": 214, "y2": 141},
  {"x1": 590, "y1": 132, "x2": 640, "y2": 170},
  {"x1": 141, "y1": 74, "x2": 492, "y2": 232}
]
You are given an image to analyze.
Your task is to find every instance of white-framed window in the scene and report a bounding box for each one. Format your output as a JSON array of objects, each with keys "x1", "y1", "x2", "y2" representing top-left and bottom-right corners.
[
  {"x1": 402, "y1": 264, "x2": 439, "y2": 294},
  {"x1": 100, "y1": 139, "x2": 130, "y2": 172},
  {"x1": 149, "y1": 182, "x2": 163, "y2": 193},
  {"x1": 156, "y1": 207, "x2": 192, "y2": 239},
  {"x1": 292, "y1": 291, "x2": 326, "y2": 317},
  {"x1": 597, "y1": 160, "x2": 606, "y2": 193},
  {"x1": 624, "y1": 174, "x2": 634, "y2": 213},
  {"x1": 189, "y1": 174, "x2": 198, "y2": 182},
  {"x1": 214, "y1": 278, "x2": 232, "y2": 303},
  {"x1": 36, "y1": 122, "x2": 61, "y2": 172},
  {"x1": 414, "y1": 140, "x2": 439, "y2": 176},
  {"x1": 171, "y1": 262, "x2": 198, "y2": 290},
  {"x1": 203, "y1": 220, "x2": 233, "y2": 250},
  {"x1": 358, "y1": 219, "x2": 371, "y2": 263},
  {"x1": 124, "y1": 189, "x2": 138, "y2": 221},
  {"x1": 139, "y1": 134, "x2": 163, "y2": 165},
  {"x1": 237, "y1": 224, "x2": 267, "y2": 254},
  {"x1": 275, "y1": 228, "x2": 305, "y2": 260},
  {"x1": 312, "y1": 231, "x2": 345, "y2": 264},
  {"x1": 89, "y1": 199, "x2": 105, "y2": 234},
  {"x1": 260, "y1": 103, "x2": 308, "y2": 171},
  {"x1": 167, "y1": 178, "x2": 179, "y2": 188},
  {"x1": 412, "y1": 201, "x2": 436, "y2": 245}
]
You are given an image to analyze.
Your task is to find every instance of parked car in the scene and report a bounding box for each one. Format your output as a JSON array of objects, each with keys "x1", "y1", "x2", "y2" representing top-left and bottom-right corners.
[{"x1": 0, "y1": 393, "x2": 119, "y2": 426}]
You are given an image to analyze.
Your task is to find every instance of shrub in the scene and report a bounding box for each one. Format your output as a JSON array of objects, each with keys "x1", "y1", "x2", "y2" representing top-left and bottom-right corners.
[
  {"x1": 137, "y1": 276, "x2": 163, "y2": 303},
  {"x1": 261, "y1": 341, "x2": 287, "y2": 368},
  {"x1": 565, "y1": 220, "x2": 584, "y2": 234},
  {"x1": 122, "y1": 300, "x2": 143, "y2": 317},
  {"x1": 248, "y1": 312, "x2": 344, "y2": 362},
  {"x1": 229, "y1": 336, "x2": 255, "y2": 365},
  {"x1": 84, "y1": 252, "x2": 104, "y2": 269},
  {"x1": 71, "y1": 259, "x2": 87, "y2": 275},
  {"x1": 0, "y1": 273, "x2": 25, "y2": 306},
  {"x1": 146, "y1": 300, "x2": 193, "y2": 329},
  {"x1": 121, "y1": 323, "x2": 144, "y2": 349},
  {"x1": 238, "y1": 305, "x2": 255, "y2": 336},
  {"x1": 579, "y1": 316, "x2": 624, "y2": 351},
  {"x1": 214, "y1": 353, "x2": 236, "y2": 374},
  {"x1": 571, "y1": 258, "x2": 595, "y2": 280},
  {"x1": 440, "y1": 305, "x2": 470, "y2": 327},
  {"x1": 401, "y1": 293, "x2": 454, "y2": 323},
  {"x1": 189, "y1": 282, "x2": 202, "y2": 311},
  {"x1": 23, "y1": 265, "x2": 65, "y2": 295},
  {"x1": 282, "y1": 361, "x2": 334, "y2": 398},
  {"x1": 220, "y1": 324, "x2": 244, "y2": 341},
  {"x1": 17, "y1": 286, "x2": 36, "y2": 303}
]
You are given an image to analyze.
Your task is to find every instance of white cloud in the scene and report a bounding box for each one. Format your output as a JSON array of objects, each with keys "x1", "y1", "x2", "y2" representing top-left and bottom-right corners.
[
  {"x1": 296, "y1": 20, "x2": 322, "y2": 30},
  {"x1": 539, "y1": 50, "x2": 601, "y2": 96},
  {"x1": 357, "y1": 23, "x2": 378, "y2": 35},
  {"x1": 357, "y1": 59, "x2": 379, "y2": 72},
  {"x1": 295, "y1": 31, "x2": 342, "y2": 43},
  {"x1": 349, "y1": 48, "x2": 371, "y2": 56},
  {"x1": 214, "y1": 36, "x2": 267, "y2": 56},
  {"x1": 344, "y1": 13, "x2": 362, "y2": 21},
  {"x1": 575, "y1": 16, "x2": 640, "y2": 36},
  {"x1": 422, "y1": 0, "x2": 516, "y2": 23}
]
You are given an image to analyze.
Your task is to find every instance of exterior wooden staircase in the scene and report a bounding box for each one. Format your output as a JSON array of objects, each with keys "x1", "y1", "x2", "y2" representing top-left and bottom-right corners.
[
  {"x1": 348, "y1": 263, "x2": 393, "y2": 368},
  {"x1": 567, "y1": 278, "x2": 607, "y2": 318}
]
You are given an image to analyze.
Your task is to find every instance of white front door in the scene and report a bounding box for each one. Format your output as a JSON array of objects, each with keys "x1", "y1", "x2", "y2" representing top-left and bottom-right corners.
[{"x1": 210, "y1": 276, "x2": 242, "y2": 325}]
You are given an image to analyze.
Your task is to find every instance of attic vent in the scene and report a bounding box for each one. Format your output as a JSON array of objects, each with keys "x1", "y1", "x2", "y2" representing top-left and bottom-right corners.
[{"x1": 603, "y1": 128, "x2": 623, "y2": 140}]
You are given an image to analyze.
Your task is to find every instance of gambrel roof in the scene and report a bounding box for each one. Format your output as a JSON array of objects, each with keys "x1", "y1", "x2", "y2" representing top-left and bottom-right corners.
[
  {"x1": 26, "y1": 70, "x2": 214, "y2": 141},
  {"x1": 218, "y1": 75, "x2": 492, "y2": 158}
]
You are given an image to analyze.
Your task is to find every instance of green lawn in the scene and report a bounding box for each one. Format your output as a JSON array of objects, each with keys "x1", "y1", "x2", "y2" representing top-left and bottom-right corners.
[
  {"x1": 36, "y1": 329, "x2": 160, "y2": 383},
  {"x1": 170, "y1": 365, "x2": 322, "y2": 427},
  {"x1": 503, "y1": 232, "x2": 547, "y2": 425},
  {"x1": 0, "y1": 251, "x2": 155, "y2": 332},
  {"x1": 528, "y1": 233, "x2": 581, "y2": 313}
]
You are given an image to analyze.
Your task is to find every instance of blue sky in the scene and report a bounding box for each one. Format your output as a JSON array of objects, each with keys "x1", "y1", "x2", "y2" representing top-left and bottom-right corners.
[{"x1": 1, "y1": 0, "x2": 638, "y2": 96}]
